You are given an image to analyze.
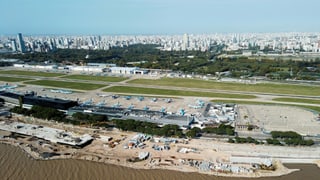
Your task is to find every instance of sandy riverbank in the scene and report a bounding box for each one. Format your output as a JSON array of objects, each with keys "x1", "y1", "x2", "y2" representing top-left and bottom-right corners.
[
  {"x1": 315, "y1": 160, "x2": 320, "y2": 169},
  {"x1": 0, "y1": 139, "x2": 299, "y2": 178},
  {"x1": 3, "y1": 114, "x2": 319, "y2": 178},
  {"x1": 0, "y1": 119, "x2": 303, "y2": 178}
]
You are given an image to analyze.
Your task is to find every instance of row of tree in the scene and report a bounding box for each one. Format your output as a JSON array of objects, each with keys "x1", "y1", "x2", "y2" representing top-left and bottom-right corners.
[
  {"x1": 228, "y1": 136, "x2": 314, "y2": 146},
  {"x1": 11, "y1": 106, "x2": 65, "y2": 121},
  {"x1": 201, "y1": 124, "x2": 235, "y2": 136},
  {"x1": 113, "y1": 119, "x2": 234, "y2": 138},
  {"x1": 271, "y1": 131, "x2": 302, "y2": 139},
  {"x1": 1, "y1": 44, "x2": 318, "y2": 79},
  {"x1": 268, "y1": 131, "x2": 314, "y2": 146},
  {"x1": 228, "y1": 137, "x2": 263, "y2": 145},
  {"x1": 265, "y1": 138, "x2": 282, "y2": 145},
  {"x1": 113, "y1": 119, "x2": 183, "y2": 137},
  {"x1": 72, "y1": 112, "x2": 108, "y2": 123},
  {"x1": 10, "y1": 106, "x2": 109, "y2": 126}
]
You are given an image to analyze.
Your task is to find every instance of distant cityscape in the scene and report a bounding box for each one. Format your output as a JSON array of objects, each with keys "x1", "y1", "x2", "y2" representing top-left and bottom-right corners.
[{"x1": 1, "y1": 32, "x2": 320, "y2": 54}]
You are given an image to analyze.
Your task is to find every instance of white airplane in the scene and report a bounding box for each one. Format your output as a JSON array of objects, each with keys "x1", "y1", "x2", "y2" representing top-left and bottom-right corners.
[
  {"x1": 128, "y1": 104, "x2": 135, "y2": 110},
  {"x1": 96, "y1": 93, "x2": 109, "y2": 97},
  {"x1": 160, "y1": 107, "x2": 166, "y2": 113},
  {"x1": 60, "y1": 90, "x2": 72, "y2": 94},
  {"x1": 50, "y1": 89, "x2": 60, "y2": 93},
  {"x1": 188, "y1": 104, "x2": 202, "y2": 109},
  {"x1": 112, "y1": 102, "x2": 121, "y2": 108}
]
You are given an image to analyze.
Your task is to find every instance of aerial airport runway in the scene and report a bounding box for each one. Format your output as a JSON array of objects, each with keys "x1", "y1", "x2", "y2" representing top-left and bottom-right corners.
[{"x1": 0, "y1": 73, "x2": 319, "y2": 108}]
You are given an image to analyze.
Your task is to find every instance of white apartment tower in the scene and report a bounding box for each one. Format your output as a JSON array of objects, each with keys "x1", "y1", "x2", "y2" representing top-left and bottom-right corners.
[
  {"x1": 11, "y1": 40, "x2": 17, "y2": 52},
  {"x1": 182, "y1": 33, "x2": 189, "y2": 50}
]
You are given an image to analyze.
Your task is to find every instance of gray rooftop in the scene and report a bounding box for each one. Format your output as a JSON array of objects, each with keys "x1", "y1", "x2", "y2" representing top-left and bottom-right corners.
[{"x1": 0, "y1": 121, "x2": 93, "y2": 146}]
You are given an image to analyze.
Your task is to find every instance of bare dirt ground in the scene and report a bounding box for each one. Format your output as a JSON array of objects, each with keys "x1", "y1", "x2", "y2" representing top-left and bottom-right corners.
[{"x1": 238, "y1": 105, "x2": 320, "y2": 136}]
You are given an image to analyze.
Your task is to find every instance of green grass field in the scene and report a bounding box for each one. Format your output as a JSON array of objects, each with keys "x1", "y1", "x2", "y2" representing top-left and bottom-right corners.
[
  {"x1": 62, "y1": 74, "x2": 128, "y2": 82},
  {"x1": 211, "y1": 99, "x2": 320, "y2": 113},
  {"x1": 103, "y1": 86, "x2": 256, "y2": 99},
  {"x1": 273, "y1": 98, "x2": 320, "y2": 105},
  {"x1": 128, "y1": 78, "x2": 320, "y2": 96},
  {"x1": 0, "y1": 70, "x2": 64, "y2": 77},
  {"x1": 24, "y1": 80, "x2": 106, "y2": 90},
  {"x1": 0, "y1": 76, "x2": 31, "y2": 82}
]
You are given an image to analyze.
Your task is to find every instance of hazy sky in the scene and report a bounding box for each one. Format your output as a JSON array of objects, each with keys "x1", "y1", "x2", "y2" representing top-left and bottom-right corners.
[{"x1": 2, "y1": 0, "x2": 319, "y2": 35}]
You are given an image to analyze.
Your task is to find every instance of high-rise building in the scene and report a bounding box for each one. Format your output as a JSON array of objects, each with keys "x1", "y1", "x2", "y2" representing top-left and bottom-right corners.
[
  {"x1": 182, "y1": 33, "x2": 189, "y2": 50},
  {"x1": 11, "y1": 40, "x2": 17, "y2": 52},
  {"x1": 17, "y1": 33, "x2": 26, "y2": 53}
]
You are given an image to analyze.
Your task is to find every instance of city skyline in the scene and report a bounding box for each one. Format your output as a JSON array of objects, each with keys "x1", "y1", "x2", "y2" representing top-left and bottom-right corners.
[{"x1": 2, "y1": 0, "x2": 320, "y2": 35}]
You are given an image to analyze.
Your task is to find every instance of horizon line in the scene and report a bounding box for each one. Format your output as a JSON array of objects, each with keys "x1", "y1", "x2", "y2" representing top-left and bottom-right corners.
[{"x1": 1, "y1": 31, "x2": 320, "y2": 37}]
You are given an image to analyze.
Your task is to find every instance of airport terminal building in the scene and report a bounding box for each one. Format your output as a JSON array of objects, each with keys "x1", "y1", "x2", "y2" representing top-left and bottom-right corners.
[
  {"x1": 68, "y1": 105, "x2": 194, "y2": 129},
  {"x1": 0, "y1": 91, "x2": 78, "y2": 110}
]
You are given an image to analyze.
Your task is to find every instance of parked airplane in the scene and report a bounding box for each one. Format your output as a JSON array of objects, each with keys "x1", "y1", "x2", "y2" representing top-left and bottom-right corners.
[
  {"x1": 160, "y1": 107, "x2": 166, "y2": 113},
  {"x1": 124, "y1": 96, "x2": 132, "y2": 100},
  {"x1": 166, "y1": 98, "x2": 172, "y2": 103},
  {"x1": 128, "y1": 104, "x2": 135, "y2": 110},
  {"x1": 179, "y1": 108, "x2": 186, "y2": 116},
  {"x1": 137, "y1": 96, "x2": 144, "y2": 101},
  {"x1": 188, "y1": 104, "x2": 202, "y2": 109},
  {"x1": 112, "y1": 95, "x2": 119, "y2": 99},
  {"x1": 96, "y1": 100, "x2": 106, "y2": 107},
  {"x1": 112, "y1": 102, "x2": 121, "y2": 108},
  {"x1": 143, "y1": 106, "x2": 149, "y2": 111},
  {"x1": 96, "y1": 93, "x2": 109, "y2": 97}
]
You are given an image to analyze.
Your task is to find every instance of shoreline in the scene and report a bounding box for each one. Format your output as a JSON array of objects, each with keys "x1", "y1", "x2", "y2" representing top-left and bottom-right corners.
[
  {"x1": 0, "y1": 134, "x2": 302, "y2": 178},
  {"x1": 1, "y1": 116, "x2": 319, "y2": 178}
]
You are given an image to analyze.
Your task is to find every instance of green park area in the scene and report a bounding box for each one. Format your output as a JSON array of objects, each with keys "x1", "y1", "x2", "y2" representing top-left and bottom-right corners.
[
  {"x1": 0, "y1": 70, "x2": 64, "y2": 77},
  {"x1": 62, "y1": 74, "x2": 128, "y2": 82},
  {"x1": 0, "y1": 76, "x2": 31, "y2": 82},
  {"x1": 129, "y1": 78, "x2": 320, "y2": 96},
  {"x1": 24, "y1": 80, "x2": 106, "y2": 91},
  {"x1": 103, "y1": 86, "x2": 256, "y2": 99}
]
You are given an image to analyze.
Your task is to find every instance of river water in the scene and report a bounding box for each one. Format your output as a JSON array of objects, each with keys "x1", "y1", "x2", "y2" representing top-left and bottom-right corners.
[{"x1": 0, "y1": 144, "x2": 319, "y2": 180}]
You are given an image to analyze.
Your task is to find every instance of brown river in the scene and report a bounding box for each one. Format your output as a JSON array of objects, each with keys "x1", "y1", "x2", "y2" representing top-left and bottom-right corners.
[{"x1": 0, "y1": 144, "x2": 319, "y2": 180}]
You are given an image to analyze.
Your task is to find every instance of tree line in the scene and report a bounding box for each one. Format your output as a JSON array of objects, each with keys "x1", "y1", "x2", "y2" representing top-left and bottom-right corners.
[
  {"x1": 10, "y1": 106, "x2": 108, "y2": 126},
  {"x1": 267, "y1": 131, "x2": 314, "y2": 146},
  {"x1": 201, "y1": 124, "x2": 235, "y2": 136},
  {"x1": 2, "y1": 44, "x2": 318, "y2": 79}
]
